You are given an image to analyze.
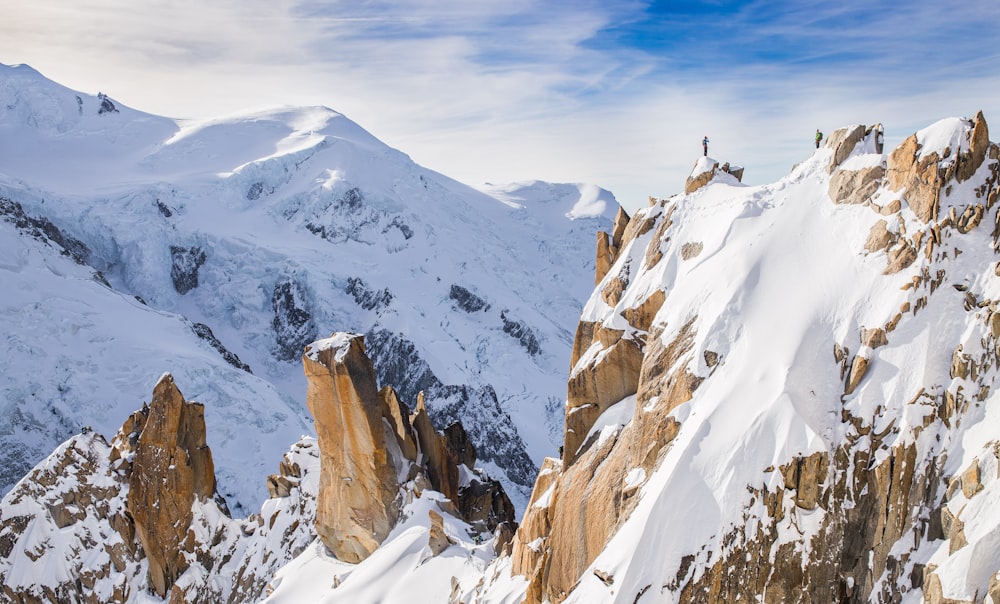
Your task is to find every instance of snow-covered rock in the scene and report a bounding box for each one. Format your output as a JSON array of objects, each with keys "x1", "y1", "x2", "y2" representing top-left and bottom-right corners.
[{"x1": 463, "y1": 113, "x2": 1000, "y2": 603}]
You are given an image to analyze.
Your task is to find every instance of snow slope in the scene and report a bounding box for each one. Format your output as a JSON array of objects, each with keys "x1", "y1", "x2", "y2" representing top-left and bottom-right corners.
[{"x1": 0, "y1": 63, "x2": 617, "y2": 512}]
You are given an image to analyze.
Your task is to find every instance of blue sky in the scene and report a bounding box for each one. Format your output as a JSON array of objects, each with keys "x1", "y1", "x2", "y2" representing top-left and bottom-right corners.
[{"x1": 3, "y1": 0, "x2": 1000, "y2": 211}]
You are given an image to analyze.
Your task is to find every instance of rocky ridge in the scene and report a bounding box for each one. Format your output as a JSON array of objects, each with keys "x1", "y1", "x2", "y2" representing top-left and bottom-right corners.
[{"x1": 465, "y1": 113, "x2": 1000, "y2": 603}]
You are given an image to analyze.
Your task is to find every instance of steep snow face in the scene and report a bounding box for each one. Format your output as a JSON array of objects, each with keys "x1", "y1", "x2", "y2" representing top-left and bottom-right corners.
[
  {"x1": 460, "y1": 115, "x2": 1000, "y2": 603},
  {"x1": 0, "y1": 63, "x2": 616, "y2": 512}
]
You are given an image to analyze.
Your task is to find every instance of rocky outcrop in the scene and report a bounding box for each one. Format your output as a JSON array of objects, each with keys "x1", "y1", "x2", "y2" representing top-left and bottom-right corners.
[
  {"x1": 826, "y1": 124, "x2": 868, "y2": 171},
  {"x1": 595, "y1": 206, "x2": 631, "y2": 284},
  {"x1": 829, "y1": 164, "x2": 885, "y2": 205},
  {"x1": 428, "y1": 509, "x2": 454, "y2": 555},
  {"x1": 563, "y1": 326, "x2": 643, "y2": 463},
  {"x1": 303, "y1": 332, "x2": 517, "y2": 561},
  {"x1": 303, "y1": 333, "x2": 400, "y2": 563},
  {"x1": 363, "y1": 327, "x2": 538, "y2": 491},
  {"x1": 169, "y1": 245, "x2": 206, "y2": 295},
  {"x1": 886, "y1": 112, "x2": 991, "y2": 223},
  {"x1": 0, "y1": 375, "x2": 239, "y2": 603},
  {"x1": 684, "y1": 159, "x2": 744, "y2": 194},
  {"x1": 125, "y1": 374, "x2": 217, "y2": 598}
]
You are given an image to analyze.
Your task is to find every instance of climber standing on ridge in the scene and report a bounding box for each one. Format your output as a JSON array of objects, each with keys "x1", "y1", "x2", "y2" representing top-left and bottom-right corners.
[
  {"x1": 815, "y1": 129, "x2": 823, "y2": 149},
  {"x1": 702, "y1": 135, "x2": 709, "y2": 157}
]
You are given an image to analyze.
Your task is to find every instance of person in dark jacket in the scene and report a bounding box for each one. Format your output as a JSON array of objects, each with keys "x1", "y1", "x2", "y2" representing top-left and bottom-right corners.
[{"x1": 702, "y1": 136, "x2": 709, "y2": 156}]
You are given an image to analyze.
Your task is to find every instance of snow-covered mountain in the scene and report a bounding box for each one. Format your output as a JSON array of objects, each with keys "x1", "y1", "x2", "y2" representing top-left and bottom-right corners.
[
  {"x1": 9, "y1": 61, "x2": 1000, "y2": 604},
  {"x1": 0, "y1": 63, "x2": 617, "y2": 512},
  {"x1": 464, "y1": 115, "x2": 1000, "y2": 603}
]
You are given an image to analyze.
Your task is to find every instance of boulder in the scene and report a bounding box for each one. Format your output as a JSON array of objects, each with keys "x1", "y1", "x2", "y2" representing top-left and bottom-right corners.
[{"x1": 428, "y1": 509, "x2": 454, "y2": 556}]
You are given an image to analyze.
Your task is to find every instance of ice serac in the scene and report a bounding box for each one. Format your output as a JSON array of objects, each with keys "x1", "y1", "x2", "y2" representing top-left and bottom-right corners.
[
  {"x1": 125, "y1": 373, "x2": 217, "y2": 599},
  {"x1": 303, "y1": 333, "x2": 400, "y2": 563}
]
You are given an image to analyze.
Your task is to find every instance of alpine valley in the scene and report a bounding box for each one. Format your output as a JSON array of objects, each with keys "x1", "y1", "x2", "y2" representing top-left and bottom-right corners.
[{"x1": 3, "y1": 63, "x2": 1000, "y2": 604}]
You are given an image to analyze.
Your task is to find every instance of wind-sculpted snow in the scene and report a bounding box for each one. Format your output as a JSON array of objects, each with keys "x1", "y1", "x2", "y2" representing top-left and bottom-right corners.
[{"x1": 0, "y1": 63, "x2": 617, "y2": 514}]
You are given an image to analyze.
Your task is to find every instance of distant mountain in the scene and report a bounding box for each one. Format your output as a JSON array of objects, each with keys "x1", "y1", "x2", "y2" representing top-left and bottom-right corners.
[{"x1": 0, "y1": 62, "x2": 618, "y2": 513}]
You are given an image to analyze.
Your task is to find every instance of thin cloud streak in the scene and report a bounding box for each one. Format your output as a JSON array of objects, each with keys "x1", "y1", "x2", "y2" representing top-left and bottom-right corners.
[{"x1": 2, "y1": 0, "x2": 999, "y2": 210}]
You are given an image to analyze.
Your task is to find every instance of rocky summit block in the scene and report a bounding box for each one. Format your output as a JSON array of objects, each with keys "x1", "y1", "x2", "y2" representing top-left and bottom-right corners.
[
  {"x1": 303, "y1": 333, "x2": 400, "y2": 564},
  {"x1": 126, "y1": 374, "x2": 218, "y2": 599}
]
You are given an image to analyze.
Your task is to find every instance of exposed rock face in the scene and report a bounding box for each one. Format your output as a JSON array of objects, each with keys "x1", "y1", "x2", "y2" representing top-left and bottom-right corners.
[
  {"x1": 829, "y1": 164, "x2": 885, "y2": 205},
  {"x1": 563, "y1": 326, "x2": 643, "y2": 463},
  {"x1": 363, "y1": 327, "x2": 538, "y2": 492},
  {"x1": 169, "y1": 245, "x2": 207, "y2": 295},
  {"x1": 827, "y1": 124, "x2": 867, "y2": 171},
  {"x1": 303, "y1": 333, "x2": 400, "y2": 563},
  {"x1": 272, "y1": 277, "x2": 316, "y2": 361},
  {"x1": 126, "y1": 374, "x2": 217, "y2": 598},
  {"x1": 428, "y1": 509, "x2": 454, "y2": 556},
  {"x1": 596, "y1": 207, "x2": 631, "y2": 284},
  {"x1": 886, "y1": 112, "x2": 990, "y2": 223},
  {"x1": 684, "y1": 159, "x2": 744, "y2": 194},
  {"x1": 303, "y1": 332, "x2": 517, "y2": 562}
]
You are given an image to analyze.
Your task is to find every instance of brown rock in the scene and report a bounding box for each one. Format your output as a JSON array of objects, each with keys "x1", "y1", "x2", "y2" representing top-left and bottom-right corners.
[
  {"x1": 861, "y1": 327, "x2": 888, "y2": 349},
  {"x1": 957, "y1": 110, "x2": 989, "y2": 182},
  {"x1": 636, "y1": 318, "x2": 700, "y2": 412},
  {"x1": 681, "y1": 242, "x2": 704, "y2": 259},
  {"x1": 379, "y1": 386, "x2": 418, "y2": 462},
  {"x1": 126, "y1": 374, "x2": 217, "y2": 598},
  {"x1": 827, "y1": 125, "x2": 867, "y2": 172},
  {"x1": 595, "y1": 231, "x2": 612, "y2": 285},
  {"x1": 960, "y1": 459, "x2": 983, "y2": 499},
  {"x1": 887, "y1": 132, "x2": 944, "y2": 222},
  {"x1": 610, "y1": 206, "x2": 630, "y2": 252},
  {"x1": 864, "y1": 219, "x2": 895, "y2": 253},
  {"x1": 428, "y1": 509, "x2": 454, "y2": 556},
  {"x1": 456, "y1": 476, "x2": 516, "y2": 535},
  {"x1": 685, "y1": 161, "x2": 718, "y2": 194},
  {"x1": 780, "y1": 452, "x2": 829, "y2": 510},
  {"x1": 412, "y1": 393, "x2": 461, "y2": 503},
  {"x1": 829, "y1": 165, "x2": 885, "y2": 205},
  {"x1": 443, "y1": 422, "x2": 476, "y2": 469},
  {"x1": 493, "y1": 521, "x2": 517, "y2": 557},
  {"x1": 989, "y1": 571, "x2": 1000, "y2": 604},
  {"x1": 620, "y1": 289, "x2": 666, "y2": 333},
  {"x1": 844, "y1": 354, "x2": 869, "y2": 395},
  {"x1": 643, "y1": 204, "x2": 675, "y2": 271},
  {"x1": 884, "y1": 241, "x2": 918, "y2": 274},
  {"x1": 303, "y1": 333, "x2": 399, "y2": 563},
  {"x1": 564, "y1": 329, "x2": 643, "y2": 463},
  {"x1": 949, "y1": 514, "x2": 968, "y2": 554},
  {"x1": 512, "y1": 457, "x2": 562, "y2": 578}
]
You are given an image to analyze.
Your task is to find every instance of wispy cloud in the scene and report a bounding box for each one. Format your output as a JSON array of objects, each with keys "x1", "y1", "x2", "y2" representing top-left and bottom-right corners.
[{"x1": 2, "y1": 0, "x2": 1000, "y2": 209}]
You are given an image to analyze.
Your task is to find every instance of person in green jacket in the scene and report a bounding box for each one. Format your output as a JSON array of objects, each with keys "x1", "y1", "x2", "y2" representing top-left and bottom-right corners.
[{"x1": 815, "y1": 129, "x2": 823, "y2": 149}]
